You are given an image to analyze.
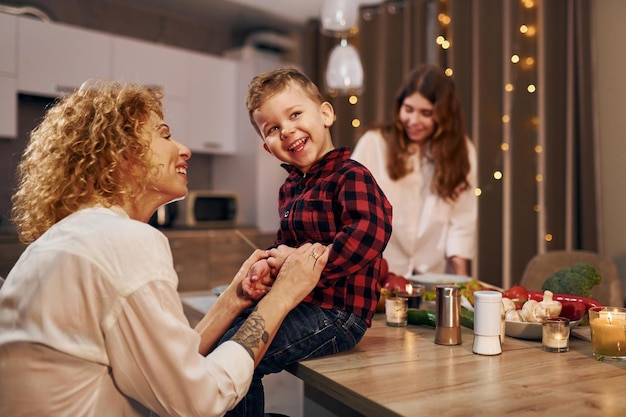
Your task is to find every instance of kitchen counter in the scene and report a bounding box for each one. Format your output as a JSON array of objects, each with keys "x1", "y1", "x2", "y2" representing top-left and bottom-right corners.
[{"x1": 287, "y1": 314, "x2": 626, "y2": 417}]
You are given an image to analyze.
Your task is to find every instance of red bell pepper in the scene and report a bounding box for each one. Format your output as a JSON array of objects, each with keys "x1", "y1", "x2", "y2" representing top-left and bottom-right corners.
[{"x1": 526, "y1": 290, "x2": 602, "y2": 321}]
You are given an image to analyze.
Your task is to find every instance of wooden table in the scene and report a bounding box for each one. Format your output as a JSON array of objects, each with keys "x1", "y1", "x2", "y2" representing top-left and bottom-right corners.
[{"x1": 286, "y1": 314, "x2": 626, "y2": 417}]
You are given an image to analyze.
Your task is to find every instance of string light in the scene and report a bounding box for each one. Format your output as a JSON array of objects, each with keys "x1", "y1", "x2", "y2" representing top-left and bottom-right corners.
[{"x1": 501, "y1": 0, "x2": 543, "y2": 253}]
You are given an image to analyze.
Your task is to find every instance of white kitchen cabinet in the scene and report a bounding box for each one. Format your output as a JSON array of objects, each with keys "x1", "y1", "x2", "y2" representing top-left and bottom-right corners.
[
  {"x1": 0, "y1": 13, "x2": 17, "y2": 76},
  {"x1": 184, "y1": 53, "x2": 238, "y2": 154},
  {"x1": 0, "y1": 13, "x2": 17, "y2": 138},
  {"x1": 11, "y1": 16, "x2": 238, "y2": 154},
  {"x1": 17, "y1": 17, "x2": 111, "y2": 97},
  {"x1": 111, "y1": 36, "x2": 189, "y2": 99}
]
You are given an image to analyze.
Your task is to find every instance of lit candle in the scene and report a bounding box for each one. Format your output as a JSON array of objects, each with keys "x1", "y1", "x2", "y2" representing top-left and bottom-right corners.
[
  {"x1": 385, "y1": 297, "x2": 408, "y2": 327},
  {"x1": 589, "y1": 308, "x2": 626, "y2": 359},
  {"x1": 542, "y1": 317, "x2": 570, "y2": 353},
  {"x1": 398, "y1": 283, "x2": 424, "y2": 310}
]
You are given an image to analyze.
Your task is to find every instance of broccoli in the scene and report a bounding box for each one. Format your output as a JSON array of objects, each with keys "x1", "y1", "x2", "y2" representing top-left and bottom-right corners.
[{"x1": 541, "y1": 262, "x2": 602, "y2": 298}]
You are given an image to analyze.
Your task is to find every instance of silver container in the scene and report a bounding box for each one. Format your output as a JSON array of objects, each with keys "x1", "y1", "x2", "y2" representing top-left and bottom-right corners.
[{"x1": 435, "y1": 285, "x2": 462, "y2": 345}]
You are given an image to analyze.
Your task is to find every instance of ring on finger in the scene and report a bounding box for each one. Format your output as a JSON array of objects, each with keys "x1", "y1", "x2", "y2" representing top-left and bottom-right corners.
[{"x1": 310, "y1": 251, "x2": 320, "y2": 260}]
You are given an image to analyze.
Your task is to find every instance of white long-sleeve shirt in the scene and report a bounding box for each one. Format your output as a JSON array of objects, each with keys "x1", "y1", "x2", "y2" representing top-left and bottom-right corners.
[
  {"x1": 351, "y1": 130, "x2": 477, "y2": 277},
  {"x1": 0, "y1": 206, "x2": 253, "y2": 417}
]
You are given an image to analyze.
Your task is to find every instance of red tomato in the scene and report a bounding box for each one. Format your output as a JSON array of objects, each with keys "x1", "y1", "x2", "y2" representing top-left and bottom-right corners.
[
  {"x1": 380, "y1": 258, "x2": 389, "y2": 281},
  {"x1": 502, "y1": 285, "x2": 528, "y2": 304},
  {"x1": 383, "y1": 274, "x2": 411, "y2": 294}
]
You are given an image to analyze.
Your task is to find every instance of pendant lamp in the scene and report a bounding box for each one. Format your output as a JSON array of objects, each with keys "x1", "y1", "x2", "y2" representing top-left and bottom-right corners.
[
  {"x1": 320, "y1": 0, "x2": 364, "y2": 95},
  {"x1": 325, "y1": 39, "x2": 364, "y2": 95},
  {"x1": 320, "y1": 0, "x2": 359, "y2": 36}
]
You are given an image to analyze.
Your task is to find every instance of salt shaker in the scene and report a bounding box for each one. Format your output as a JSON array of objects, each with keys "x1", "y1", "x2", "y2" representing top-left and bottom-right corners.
[
  {"x1": 472, "y1": 290, "x2": 503, "y2": 355},
  {"x1": 435, "y1": 285, "x2": 462, "y2": 345}
]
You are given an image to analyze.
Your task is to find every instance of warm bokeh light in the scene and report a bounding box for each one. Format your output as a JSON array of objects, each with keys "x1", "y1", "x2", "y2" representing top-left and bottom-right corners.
[
  {"x1": 511, "y1": 54, "x2": 520, "y2": 63},
  {"x1": 505, "y1": 83, "x2": 514, "y2": 92},
  {"x1": 351, "y1": 118, "x2": 360, "y2": 128},
  {"x1": 520, "y1": 24, "x2": 528, "y2": 34},
  {"x1": 436, "y1": 35, "x2": 445, "y2": 45},
  {"x1": 502, "y1": 115, "x2": 510, "y2": 123},
  {"x1": 441, "y1": 40, "x2": 450, "y2": 49},
  {"x1": 534, "y1": 145, "x2": 542, "y2": 153},
  {"x1": 534, "y1": 205, "x2": 541, "y2": 212},
  {"x1": 525, "y1": 57, "x2": 535, "y2": 66},
  {"x1": 525, "y1": 26, "x2": 536, "y2": 36},
  {"x1": 438, "y1": 13, "x2": 451, "y2": 25},
  {"x1": 493, "y1": 171, "x2": 503, "y2": 180},
  {"x1": 475, "y1": 188, "x2": 482, "y2": 197},
  {"x1": 527, "y1": 84, "x2": 536, "y2": 93},
  {"x1": 535, "y1": 174, "x2": 543, "y2": 182},
  {"x1": 445, "y1": 68, "x2": 454, "y2": 76},
  {"x1": 545, "y1": 234, "x2": 553, "y2": 242},
  {"x1": 349, "y1": 95, "x2": 358, "y2": 105},
  {"x1": 501, "y1": 143, "x2": 510, "y2": 151}
]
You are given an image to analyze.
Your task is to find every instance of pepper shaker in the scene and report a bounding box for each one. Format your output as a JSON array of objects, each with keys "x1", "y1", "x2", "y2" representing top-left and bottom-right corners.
[
  {"x1": 472, "y1": 290, "x2": 503, "y2": 355},
  {"x1": 435, "y1": 285, "x2": 462, "y2": 345}
]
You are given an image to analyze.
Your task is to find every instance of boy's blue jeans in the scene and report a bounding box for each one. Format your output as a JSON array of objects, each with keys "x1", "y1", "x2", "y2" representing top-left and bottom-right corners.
[{"x1": 220, "y1": 302, "x2": 368, "y2": 417}]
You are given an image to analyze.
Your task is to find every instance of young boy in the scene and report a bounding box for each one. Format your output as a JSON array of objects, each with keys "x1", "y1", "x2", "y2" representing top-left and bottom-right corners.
[{"x1": 218, "y1": 67, "x2": 392, "y2": 417}]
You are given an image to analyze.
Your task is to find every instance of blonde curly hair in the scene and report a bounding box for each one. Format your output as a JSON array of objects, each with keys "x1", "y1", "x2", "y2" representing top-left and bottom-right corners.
[{"x1": 11, "y1": 79, "x2": 164, "y2": 244}]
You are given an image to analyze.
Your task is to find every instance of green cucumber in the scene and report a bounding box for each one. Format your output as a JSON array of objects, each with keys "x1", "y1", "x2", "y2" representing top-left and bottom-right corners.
[
  {"x1": 407, "y1": 309, "x2": 436, "y2": 326},
  {"x1": 407, "y1": 308, "x2": 474, "y2": 329}
]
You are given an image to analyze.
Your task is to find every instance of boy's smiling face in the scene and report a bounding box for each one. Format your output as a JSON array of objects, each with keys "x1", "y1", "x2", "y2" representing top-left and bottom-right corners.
[{"x1": 253, "y1": 82, "x2": 335, "y2": 174}]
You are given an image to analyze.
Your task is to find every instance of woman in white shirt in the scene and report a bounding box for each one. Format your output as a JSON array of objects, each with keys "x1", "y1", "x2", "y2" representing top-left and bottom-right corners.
[
  {"x1": 351, "y1": 64, "x2": 477, "y2": 278},
  {"x1": 0, "y1": 79, "x2": 328, "y2": 417}
]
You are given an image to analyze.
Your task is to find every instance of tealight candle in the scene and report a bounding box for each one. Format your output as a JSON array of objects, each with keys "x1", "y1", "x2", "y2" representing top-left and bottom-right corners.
[
  {"x1": 542, "y1": 317, "x2": 570, "y2": 353},
  {"x1": 385, "y1": 297, "x2": 408, "y2": 327},
  {"x1": 589, "y1": 307, "x2": 626, "y2": 360},
  {"x1": 398, "y1": 284, "x2": 424, "y2": 310}
]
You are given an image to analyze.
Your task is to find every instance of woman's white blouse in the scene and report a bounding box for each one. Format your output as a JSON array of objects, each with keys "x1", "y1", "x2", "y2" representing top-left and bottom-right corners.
[
  {"x1": 351, "y1": 130, "x2": 477, "y2": 277},
  {"x1": 0, "y1": 206, "x2": 253, "y2": 417}
]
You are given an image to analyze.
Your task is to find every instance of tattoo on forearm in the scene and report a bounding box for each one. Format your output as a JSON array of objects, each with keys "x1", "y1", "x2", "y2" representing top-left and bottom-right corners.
[{"x1": 230, "y1": 307, "x2": 269, "y2": 360}]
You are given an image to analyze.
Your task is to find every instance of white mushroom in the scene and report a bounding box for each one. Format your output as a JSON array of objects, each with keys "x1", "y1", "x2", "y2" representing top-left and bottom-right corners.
[
  {"x1": 521, "y1": 299, "x2": 543, "y2": 322},
  {"x1": 501, "y1": 297, "x2": 517, "y2": 314},
  {"x1": 540, "y1": 290, "x2": 563, "y2": 317},
  {"x1": 505, "y1": 309, "x2": 524, "y2": 322}
]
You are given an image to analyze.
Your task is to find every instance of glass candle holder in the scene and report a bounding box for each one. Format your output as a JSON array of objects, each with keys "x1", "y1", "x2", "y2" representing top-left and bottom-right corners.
[
  {"x1": 589, "y1": 306, "x2": 626, "y2": 361},
  {"x1": 398, "y1": 284, "x2": 424, "y2": 310},
  {"x1": 542, "y1": 317, "x2": 570, "y2": 353},
  {"x1": 385, "y1": 297, "x2": 408, "y2": 327}
]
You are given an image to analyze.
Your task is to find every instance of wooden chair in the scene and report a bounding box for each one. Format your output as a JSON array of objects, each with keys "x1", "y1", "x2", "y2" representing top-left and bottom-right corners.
[{"x1": 520, "y1": 250, "x2": 623, "y2": 307}]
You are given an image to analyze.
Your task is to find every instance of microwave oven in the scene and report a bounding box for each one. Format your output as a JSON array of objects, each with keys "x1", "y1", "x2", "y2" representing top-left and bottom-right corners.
[{"x1": 174, "y1": 190, "x2": 238, "y2": 228}]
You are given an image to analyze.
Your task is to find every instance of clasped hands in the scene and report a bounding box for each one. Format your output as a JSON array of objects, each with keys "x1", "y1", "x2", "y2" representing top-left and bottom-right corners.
[{"x1": 241, "y1": 243, "x2": 330, "y2": 301}]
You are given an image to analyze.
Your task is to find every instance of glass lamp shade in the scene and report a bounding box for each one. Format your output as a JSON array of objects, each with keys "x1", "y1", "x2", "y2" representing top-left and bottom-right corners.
[
  {"x1": 320, "y1": 0, "x2": 359, "y2": 35},
  {"x1": 325, "y1": 41, "x2": 364, "y2": 95}
]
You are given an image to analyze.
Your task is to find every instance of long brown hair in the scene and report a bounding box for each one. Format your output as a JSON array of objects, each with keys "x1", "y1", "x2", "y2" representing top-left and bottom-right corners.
[{"x1": 384, "y1": 64, "x2": 471, "y2": 201}]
